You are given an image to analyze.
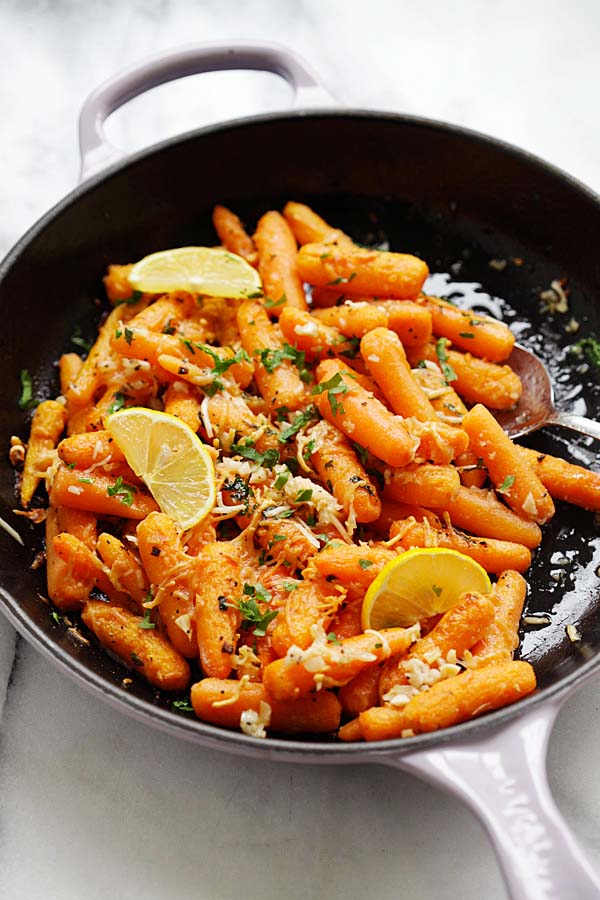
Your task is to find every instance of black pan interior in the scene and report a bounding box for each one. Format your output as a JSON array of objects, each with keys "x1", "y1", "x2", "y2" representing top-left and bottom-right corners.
[{"x1": 2, "y1": 112, "x2": 600, "y2": 747}]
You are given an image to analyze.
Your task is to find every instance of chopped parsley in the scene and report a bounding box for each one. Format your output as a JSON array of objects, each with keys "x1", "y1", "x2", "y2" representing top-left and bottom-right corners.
[
  {"x1": 50, "y1": 610, "x2": 62, "y2": 625},
  {"x1": 256, "y1": 343, "x2": 312, "y2": 383},
  {"x1": 432, "y1": 584, "x2": 442, "y2": 597},
  {"x1": 295, "y1": 488, "x2": 313, "y2": 503},
  {"x1": 497, "y1": 474, "x2": 516, "y2": 495},
  {"x1": 435, "y1": 337, "x2": 457, "y2": 383},
  {"x1": 230, "y1": 584, "x2": 278, "y2": 637},
  {"x1": 352, "y1": 442, "x2": 369, "y2": 467},
  {"x1": 327, "y1": 632, "x2": 341, "y2": 645},
  {"x1": 244, "y1": 290, "x2": 264, "y2": 300},
  {"x1": 18, "y1": 369, "x2": 36, "y2": 410},
  {"x1": 337, "y1": 335, "x2": 361, "y2": 360},
  {"x1": 326, "y1": 272, "x2": 357, "y2": 286},
  {"x1": 458, "y1": 332, "x2": 475, "y2": 339},
  {"x1": 264, "y1": 295, "x2": 286, "y2": 309},
  {"x1": 172, "y1": 699, "x2": 194, "y2": 713},
  {"x1": 106, "y1": 475, "x2": 137, "y2": 506},
  {"x1": 572, "y1": 335, "x2": 600, "y2": 368},
  {"x1": 107, "y1": 391, "x2": 127, "y2": 415},
  {"x1": 114, "y1": 290, "x2": 143, "y2": 306},
  {"x1": 278, "y1": 404, "x2": 318, "y2": 443},
  {"x1": 124, "y1": 327, "x2": 134, "y2": 346},
  {"x1": 311, "y1": 372, "x2": 348, "y2": 417},
  {"x1": 283, "y1": 581, "x2": 299, "y2": 591},
  {"x1": 138, "y1": 609, "x2": 156, "y2": 630},
  {"x1": 130, "y1": 651, "x2": 144, "y2": 667},
  {"x1": 230, "y1": 440, "x2": 280, "y2": 469},
  {"x1": 274, "y1": 471, "x2": 290, "y2": 490},
  {"x1": 358, "y1": 558, "x2": 373, "y2": 570},
  {"x1": 71, "y1": 325, "x2": 92, "y2": 353},
  {"x1": 78, "y1": 476, "x2": 93, "y2": 484}
]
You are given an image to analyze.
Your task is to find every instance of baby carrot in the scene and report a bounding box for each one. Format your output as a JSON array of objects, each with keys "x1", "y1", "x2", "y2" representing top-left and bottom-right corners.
[
  {"x1": 82, "y1": 601, "x2": 190, "y2": 691},
  {"x1": 360, "y1": 328, "x2": 437, "y2": 422},
  {"x1": 421, "y1": 295, "x2": 515, "y2": 362},
  {"x1": 370, "y1": 499, "x2": 442, "y2": 538},
  {"x1": 50, "y1": 464, "x2": 158, "y2": 520},
  {"x1": 283, "y1": 201, "x2": 354, "y2": 247},
  {"x1": 278, "y1": 307, "x2": 357, "y2": 361},
  {"x1": 271, "y1": 577, "x2": 341, "y2": 657},
  {"x1": 237, "y1": 299, "x2": 306, "y2": 410},
  {"x1": 195, "y1": 541, "x2": 242, "y2": 679},
  {"x1": 202, "y1": 392, "x2": 276, "y2": 453},
  {"x1": 471, "y1": 570, "x2": 527, "y2": 666},
  {"x1": 313, "y1": 359, "x2": 419, "y2": 468},
  {"x1": 517, "y1": 446, "x2": 600, "y2": 511},
  {"x1": 52, "y1": 532, "x2": 131, "y2": 608},
  {"x1": 382, "y1": 463, "x2": 461, "y2": 508},
  {"x1": 254, "y1": 519, "x2": 321, "y2": 570},
  {"x1": 431, "y1": 485, "x2": 542, "y2": 549},
  {"x1": 57, "y1": 430, "x2": 125, "y2": 468},
  {"x1": 21, "y1": 400, "x2": 68, "y2": 506},
  {"x1": 328, "y1": 598, "x2": 363, "y2": 641},
  {"x1": 263, "y1": 627, "x2": 417, "y2": 700},
  {"x1": 96, "y1": 532, "x2": 149, "y2": 611},
  {"x1": 372, "y1": 301, "x2": 433, "y2": 348},
  {"x1": 59, "y1": 353, "x2": 83, "y2": 397},
  {"x1": 463, "y1": 404, "x2": 555, "y2": 524},
  {"x1": 338, "y1": 666, "x2": 382, "y2": 717},
  {"x1": 103, "y1": 264, "x2": 135, "y2": 303},
  {"x1": 56, "y1": 506, "x2": 97, "y2": 550},
  {"x1": 163, "y1": 381, "x2": 202, "y2": 432},
  {"x1": 45, "y1": 511, "x2": 103, "y2": 610},
  {"x1": 311, "y1": 304, "x2": 388, "y2": 337},
  {"x1": 359, "y1": 660, "x2": 536, "y2": 740},
  {"x1": 190, "y1": 678, "x2": 342, "y2": 734},
  {"x1": 311, "y1": 420, "x2": 381, "y2": 523},
  {"x1": 409, "y1": 342, "x2": 522, "y2": 410},
  {"x1": 254, "y1": 211, "x2": 307, "y2": 313},
  {"x1": 308, "y1": 543, "x2": 396, "y2": 588},
  {"x1": 297, "y1": 242, "x2": 429, "y2": 299},
  {"x1": 212, "y1": 204, "x2": 258, "y2": 265},
  {"x1": 389, "y1": 518, "x2": 532, "y2": 574},
  {"x1": 410, "y1": 359, "x2": 468, "y2": 424},
  {"x1": 455, "y1": 450, "x2": 487, "y2": 490}
]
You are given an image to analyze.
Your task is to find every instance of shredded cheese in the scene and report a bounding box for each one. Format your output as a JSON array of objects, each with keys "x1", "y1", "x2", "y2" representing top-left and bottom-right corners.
[{"x1": 240, "y1": 701, "x2": 272, "y2": 738}]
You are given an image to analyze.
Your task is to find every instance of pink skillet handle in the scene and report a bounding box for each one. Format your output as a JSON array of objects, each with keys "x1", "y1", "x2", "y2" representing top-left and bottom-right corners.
[
  {"x1": 383, "y1": 695, "x2": 600, "y2": 900},
  {"x1": 78, "y1": 41, "x2": 336, "y2": 181}
]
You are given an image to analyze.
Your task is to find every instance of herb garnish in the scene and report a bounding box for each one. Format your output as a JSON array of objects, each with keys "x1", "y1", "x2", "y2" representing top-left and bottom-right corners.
[
  {"x1": 435, "y1": 337, "x2": 457, "y2": 383},
  {"x1": 107, "y1": 475, "x2": 137, "y2": 506},
  {"x1": 230, "y1": 440, "x2": 280, "y2": 469},
  {"x1": 358, "y1": 558, "x2": 373, "y2": 570},
  {"x1": 278, "y1": 404, "x2": 318, "y2": 443},
  {"x1": 71, "y1": 325, "x2": 93, "y2": 353},
  {"x1": 107, "y1": 392, "x2": 127, "y2": 415},
  {"x1": 311, "y1": 372, "x2": 348, "y2": 417},
  {"x1": 497, "y1": 475, "x2": 516, "y2": 494},
  {"x1": 326, "y1": 272, "x2": 357, "y2": 287},
  {"x1": 229, "y1": 584, "x2": 278, "y2": 636},
  {"x1": 18, "y1": 369, "x2": 36, "y2": 410},
  {"x1": 138, "y1": 609, "x2": 156, "y2": 630}
]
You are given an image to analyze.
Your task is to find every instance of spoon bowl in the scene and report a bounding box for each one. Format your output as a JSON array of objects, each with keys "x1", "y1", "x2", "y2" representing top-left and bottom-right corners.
[{"x1": 495, "y1": 344, "x2": 600, "y2": 441}]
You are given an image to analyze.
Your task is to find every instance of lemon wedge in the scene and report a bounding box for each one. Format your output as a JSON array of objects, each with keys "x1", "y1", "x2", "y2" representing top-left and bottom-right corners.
[
  {"x1": 362, "y1": 548, "x2": 492, "y2": 630},
  {"x1": 106, "y1": 408, "x2": 216, "y2": 530},
  {"x1": 128, "y1": 246, "x2": 262, "y2": 298}
]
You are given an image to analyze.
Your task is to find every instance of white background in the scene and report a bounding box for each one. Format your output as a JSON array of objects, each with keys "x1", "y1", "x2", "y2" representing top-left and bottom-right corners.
[{"x1": 2, "y1": 2, "x2": 600, "y2": 898}]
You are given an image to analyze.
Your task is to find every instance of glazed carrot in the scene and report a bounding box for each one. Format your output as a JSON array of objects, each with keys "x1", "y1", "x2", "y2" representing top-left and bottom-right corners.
[
  {"x1": 58, "y1": 430, "x2": 125, "y2": 468},
  {"x1": 370, "y1": 499, "x2": 442, "y2": 537},
  {"x1": 389, "y1": 518, "x2": 531, "y2": 574},
  {"x1": 297, "y1": 242, "x2": 429, "y2": 299},
  {"x1": 333, "y1": 358, "x2": 387, "y2": 401},
  {"x1": 96, "y1": 532, "x2": 149, "y2": 611},
  {"x1": 359, "y1": 660, "x2": 536, "y2": 740},
  {"x1": 212, "y1": 204, "x2": 258, "y2": 265},
  {"x1": 254, "y1": 520, "x2": 320, "y2": 571},
  {"x1": 271, "y1": 578, "x2": 342, "y2": 657},
  {"x1": 263, "y1": 627, "x2": 418, "y2": 700},
  {"x1": 278, "y1": 306, "x2": 357, "y2": 361},
  {"x1": 254, "y1": 211, "x2": 307, "y2": 313},
  {"x1": 517, "y1": 446, "x2": 600, "y2": 511},
  {"x1": 360, "y1": 328, "x2": 437, "y2": 421},
  {"x1": 430, "y1": 485, "x2": 542, "y2": 549},
  {"x1": 338, "y1": 717, "x2": 364, "y2": 741},
  {"x1": 463, "y1": 404, "x2": 555, "y2": 524},
  {"x1": 378, "y1": 591, "x2": 496, "y2": 699},
  {"x1": 195, "y1": 541, "x2": 242, "y2": 679},
  {"x1": 21, "y1": 400, "x2": 67, "y2": 506},
  {"x1": 455, "y1": 450, "x2": 487, "y2": 490},
  {"x1": 383, "y1": 463, "x2": 461, "y2": 508},
  {"x1": 82, "y1": 601, "x2": 190, "y2": 691},
  {"x1": 163, "y1": 381, "x2": 201, "y2": 432},
  {"x1": 202, "y1": 392, "x2": 276, "y2": 453},
  {"x1": 308, "y1": 543, "x2": 395, "y2": 588},
  {"x1": 310, "y1": 421, "x2": 381, "y2": 523},
  {"x1": 471, "y1": 570, "x2": 527, "y2": 665},
  {"x1": 103, "y1": 264, "x2": 137, "y2": 303},
  {"x1": 283, "y1": 201, "x2": 354, "y2": 247},
  {"x1": 338, "y1": 666, "x2": 382, "y2": 717},
  {"x1": 372, "y1": 300, "x2": 433, "y2": 348},
  {"x1": 52, "y1": 532, "x2": 131, "y2": 608},
  {"x1": 312, "y1": 303, "x2": 388, "y2": 337},
  {"x1": 46, "y1": 509, "x2": 100, "y2": 610},
  {"x1": 410, "y1": 359, "x2": 468, "y2": 424},
  {"x1": 409, "y1": 342, "x2": 522, "y2": 410},
  {"x1": 420, "y1": 295, "x2": 515, "y2": 362},
  {"x1": 328, "y1": 598, "x2": 363, "y2": 640},
  {"x1": 237, "y1": 299, "x2": 306, "y2": 410},
  {"x1": 137, "y1": 512, "x2": 198, "y2": 658},
  {"x1": 127, "y1": 293, "x2": 195, "y2": 331},
  {"x1": 50, "y1": 464, "x2": 158, "y2": 520},
  {"x1": 310, "y1": 287, "x2": 347, "y2": 308},
  {"x1": 190, "y1": 678, "x2": 341, "y2": 734},
  {"x1": 313, "y1": 359, "x2": 419, "y2": 468},
  {"x1": 59, "y1": 353, "x2": 83, "y2": 396},
  {"x1": 56, "y1": 506, "x2": 97, "y2": 550}
]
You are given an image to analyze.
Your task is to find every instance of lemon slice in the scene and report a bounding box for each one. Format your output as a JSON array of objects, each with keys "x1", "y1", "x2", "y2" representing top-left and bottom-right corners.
[
  {"x1": 128, "y1": 247, "x2": 262, "y2": 298},
  {"x1": 106, "y1": 408, "x2": 216, "y2": 530},
  {"x1": 362, "y1": 548, "x2": 492, "y2": 630}
]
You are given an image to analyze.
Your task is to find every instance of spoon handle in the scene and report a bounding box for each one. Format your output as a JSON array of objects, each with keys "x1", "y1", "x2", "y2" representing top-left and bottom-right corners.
[{"x1": 547, "y1": 409, "x2": 600, "y2": 441}]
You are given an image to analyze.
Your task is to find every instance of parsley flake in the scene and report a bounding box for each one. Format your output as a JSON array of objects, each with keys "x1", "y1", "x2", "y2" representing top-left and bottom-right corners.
[
  {"x1": 18, "y1": 369, "x2": 36, "y2": 410},
  {"x1": 435, "y1": 337, "x2": 457, "y2": 383},
  {"x1": 229, "y1": 584, "x2": 278, "y2": 637},
  {"x1": 327, "y1": 632, "x2": 341, "y2": 645},
  {"x1": 432, "y1": 584, "x2": 442, "y2": 597},
  {"x1": 497, "y1": 474, "x2": 516, "y2": 494},
  {"x1": 311, "y1": 372, "x2": 348, "y2": 417},
  {"x1": 107, "y1": 391, "x2": 127, "y2": 416},
  {"x1": 71, "y1": 325, "x2": 92, "y2": 354},
  {"x1": 172, "y1": 699, "x2": 194, "y2": 713},
  {"x1": 138, "y1": 608, "x2": 156, "y2": 630},
  {"x1": 107, "y1": 475, "x2": 137, "y2": 506},
  {"x1": 358, "y1": 558, "x2": 373, "y2": 570}
]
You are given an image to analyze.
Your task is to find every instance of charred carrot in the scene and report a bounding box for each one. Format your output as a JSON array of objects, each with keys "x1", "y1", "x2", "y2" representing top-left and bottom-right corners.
[
  {"x1": 255, "y1": 211, "x2": 307, "y2": 313},
  {"x1": 212, "y1": 204, "x2": 258, "y2": 265}
]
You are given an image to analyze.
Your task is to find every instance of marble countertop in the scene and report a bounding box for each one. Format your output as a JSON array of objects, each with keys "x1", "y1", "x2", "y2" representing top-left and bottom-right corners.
[{"x1": 3, "y1": 2, "x2": 600, "y2": 898}]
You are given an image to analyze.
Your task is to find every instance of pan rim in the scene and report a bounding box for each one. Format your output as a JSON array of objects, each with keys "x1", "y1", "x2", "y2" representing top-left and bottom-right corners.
[{"x1": 2, "y1": 107, "x2": 600, "y2": 759}]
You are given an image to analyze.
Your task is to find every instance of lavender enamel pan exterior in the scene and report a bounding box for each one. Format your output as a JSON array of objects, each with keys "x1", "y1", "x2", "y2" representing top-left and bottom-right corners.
[{"x1": 2, "y1": 43, "x2": 600, "y2": 899}]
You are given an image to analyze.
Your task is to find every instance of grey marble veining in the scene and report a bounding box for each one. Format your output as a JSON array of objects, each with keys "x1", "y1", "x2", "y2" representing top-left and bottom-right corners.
[{"x1": 3, "y1": 1, "x2": 600, "y2": 898}]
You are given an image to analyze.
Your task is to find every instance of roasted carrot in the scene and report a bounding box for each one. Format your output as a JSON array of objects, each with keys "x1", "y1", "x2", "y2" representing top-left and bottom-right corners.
[
  {"x1": 430, "y1": 485, "x2": 542, "y2": 549},
  {"x1": 420, "y1": 295, "x2": 515, "y2": 362},
  {"x1": 308, "y1": 543, "x2": 395, "y2": 588},
  {"x1": 96, "y1": 532, "x2": 149, "y2": 611},
  {"x1": 283, "y1": 201, "x2": 353, "y2": 247},
  {"x1": 59, "y1": 353, "x2": 83, "y2": 397},
  {"x1": 471, "y1": 570, "x2": 527, "y2": 665},
  {"x1": 21, "y1": 400, "x2": 68, "y2": 506},
  {"x1": 361, "y1": 327, "x2": 437, "y2": 421},
  {"x1": 338, "y1": 666, "x2": 383, "y2": 717},
  {"x1": 297, "y1": 242, "x2": 429, "y2": 299},
  {"x1": 212, "y1": 204, "x2": 258, "y2": 265},
  {"x1": 359, "y1": 660, "x2": 536, "y2": 740},
  {"x1": 310, "y1": 420, "x2": 381, "y2": 523},
  {"x1": 517, "y1": 446, "x2": 600, "y2": 511},
  {"x1": 271, "y1": 577, "x2": 341, "y2": 657},
  {"x1": 194, "y1": 541, "x2": 242, "y2": 679},
  {"x1": 103, "y1": 264, "x2": 135, "y2": 303},
  {"x1": 50, "y1": 464, "x2": 158, "y2": 520},
  {"x1": 82, "y1": 601, "x2": 190, "y2": 691},
  {"x1": 312, "y1": 303, "x2": 388, "y2": 337},
  {"x1": 254, "y1": 211, "x2": 307, "y2": 313},
  {"x1": 455, "y1": 450, "x2": 487, "y2": 490},
  {"x1": 463, "y1": 404, "x2": 555, "y2": 524},
  {"x1": 52, "y1": 532, "x2": 131, "y2": 608},
  {"x1": 57, "y1": 430, "x2": 125, "y2": 468},
  {"x1": 370, "y1": 499, "x2": 442, "y2": 538},
  {"x1": 163, "y1": 381, "x2": 202, "y2": 432},
  {"x1": 382, "y1": 463, "x2": 461, "y2": 508},
  {"x1": 410, "y1": 358, "x2": 468, "y2": 424},
  {"x1": 389, "y1": 518, "x2": 532, "y2": 574},
  {"x1": 278, "y1": 306, "x2": 358, "y2": 361}
]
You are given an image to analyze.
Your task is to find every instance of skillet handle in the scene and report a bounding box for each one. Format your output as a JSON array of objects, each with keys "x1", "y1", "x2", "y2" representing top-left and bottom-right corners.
[
  {"x1": 383, "y1": 698, "x2": 600, "y2": 900},
  {"x1": 78, "y1": 41, "x2": 336, "y2": 181}
]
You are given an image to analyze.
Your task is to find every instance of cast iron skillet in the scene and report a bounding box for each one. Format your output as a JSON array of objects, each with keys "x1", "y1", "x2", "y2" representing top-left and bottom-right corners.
[{"x1": 2, "y1": 43, "x2": 600, "y2": 899}]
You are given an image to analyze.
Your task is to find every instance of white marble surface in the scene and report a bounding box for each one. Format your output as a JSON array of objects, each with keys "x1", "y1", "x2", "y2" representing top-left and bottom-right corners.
[{"x1": 3, "y1": 1, "x2": 600, "y2": 898}]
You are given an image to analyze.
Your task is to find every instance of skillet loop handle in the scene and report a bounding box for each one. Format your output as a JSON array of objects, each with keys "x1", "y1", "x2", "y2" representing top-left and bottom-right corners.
[
  {"x1": 78, "y1": 41, "x2": 336, "y2": 181},
  {"x1": 385, "y1": 701, "x2": 600, "y2": 900}
]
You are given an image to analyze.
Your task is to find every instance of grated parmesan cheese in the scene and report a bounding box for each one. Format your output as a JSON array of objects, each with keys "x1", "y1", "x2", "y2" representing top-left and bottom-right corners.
[
  {"x1": 566, "y1": 624, "x2": 581, "y2": 643},
  {"x1": 240, "y1": 701, "x2": 271, "y2": 738},
  {"x1": 521, "y1": 492, "x2": 538, "y2": 518},
  {"x1": 294, "y1": 321, "x2": 319, "y2": 337},
  {"x1": 67, "y1": 485, "x2": 84, "y2": 495}
]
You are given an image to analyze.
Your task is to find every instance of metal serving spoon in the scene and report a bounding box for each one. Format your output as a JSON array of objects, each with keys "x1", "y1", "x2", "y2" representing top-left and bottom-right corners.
[{"x1": 494, "y1": 344, "x2": 600, "y2": 440}]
